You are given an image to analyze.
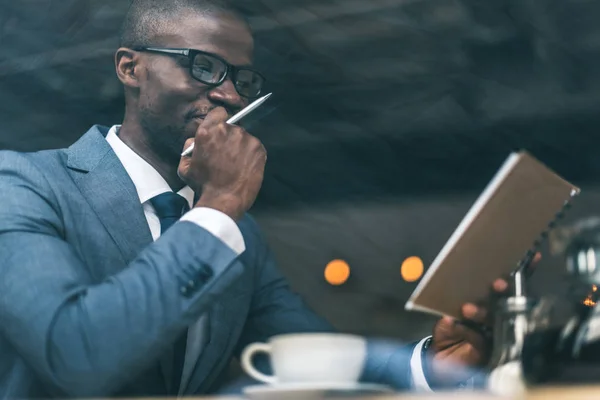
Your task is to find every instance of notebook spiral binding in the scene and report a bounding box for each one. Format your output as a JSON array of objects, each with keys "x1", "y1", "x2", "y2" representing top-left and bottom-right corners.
[{"x1": 515, "y1": 188, "x2": 582, "y2": 277}]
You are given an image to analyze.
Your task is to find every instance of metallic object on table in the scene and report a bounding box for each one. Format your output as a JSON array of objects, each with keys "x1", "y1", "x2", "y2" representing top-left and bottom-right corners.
[
  {"x1": 565, "y1": 223, "x2": 600, "y2": 291},
  {"x1": 487, "y1": 268, "x2": 540, "y2": 396},
  {"x1": 488, "y1": 270, "x2": 538, "y2": 369},
  {"x1": 521, "y1": 217, "x2": 600, "y2": 386},
  {"x1": 559, "y1": 228, "x2": 600, "y2": 357}
]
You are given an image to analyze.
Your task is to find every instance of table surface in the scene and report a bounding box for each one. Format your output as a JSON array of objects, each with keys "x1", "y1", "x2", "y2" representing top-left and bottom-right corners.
[
  {"x1": 347, "y1": 386, "x2": 600, "y2": 400},
  {"x1": 100, "y1": 386, "x2": 600, "y2": 400}
]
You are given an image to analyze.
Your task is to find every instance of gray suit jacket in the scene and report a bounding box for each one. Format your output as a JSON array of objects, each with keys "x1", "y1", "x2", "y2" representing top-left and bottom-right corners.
[{"x1": 0, "y1": 125, "x2": 422, "y2": 399}]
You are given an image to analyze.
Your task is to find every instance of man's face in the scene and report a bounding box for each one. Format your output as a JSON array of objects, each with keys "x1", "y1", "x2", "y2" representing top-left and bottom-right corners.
[{"x1": 136, "y1": 12, "x2": 254, "y2": 163}]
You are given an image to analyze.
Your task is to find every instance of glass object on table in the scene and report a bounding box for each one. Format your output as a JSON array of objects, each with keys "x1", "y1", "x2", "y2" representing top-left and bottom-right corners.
[{"x1": 486, "y1": 267, "x2": 545, "y2": 396}]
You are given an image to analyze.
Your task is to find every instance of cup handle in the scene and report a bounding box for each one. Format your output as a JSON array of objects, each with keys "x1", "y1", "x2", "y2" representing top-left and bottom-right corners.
[{"x1": 241, "y1": 342, "x2": 277, "y2": 384}]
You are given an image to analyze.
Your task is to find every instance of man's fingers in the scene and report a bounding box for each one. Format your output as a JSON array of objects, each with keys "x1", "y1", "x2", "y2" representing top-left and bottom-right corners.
[
  {"x1": 177, "y1": 138, "x2": 195, "y2": 180},
  {"x1": 493, "y1": 278, "x2": 508, "y2": 293},
  {"x1": 459, "y1": 324, "x2": 487, "y2": 349},
  {"x1": 462, "y1": 303, "x2": 487, "y2": 323},
  {"x1": 200, "y1": 107, "x2": 229, "y2": 129},
  {"x1": 491, "y1": 252, "x2": 541, "y2": 294},
  {"x1": 442, "y1": 318, "x2": 487, "y2": 350}
]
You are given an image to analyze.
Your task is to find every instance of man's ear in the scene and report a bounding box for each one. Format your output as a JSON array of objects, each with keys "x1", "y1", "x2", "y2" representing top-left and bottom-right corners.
[{"x1": 115, "y1": 48, "x2": 141, "y2": 89}]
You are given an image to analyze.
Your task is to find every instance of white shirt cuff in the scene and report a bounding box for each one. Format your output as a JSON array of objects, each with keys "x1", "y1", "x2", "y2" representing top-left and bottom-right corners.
[
  {"x1": 410, "y1": 336, "x2": 434, "y2": 392},
  {"x1": 180, "y1": 207, "x2": 246, "y2": 255}
]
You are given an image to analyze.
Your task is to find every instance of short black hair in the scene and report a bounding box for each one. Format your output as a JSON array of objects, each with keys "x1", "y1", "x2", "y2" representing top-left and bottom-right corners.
[{"x1": 119, "y1": 0, "x2": 250, "y2": 48}]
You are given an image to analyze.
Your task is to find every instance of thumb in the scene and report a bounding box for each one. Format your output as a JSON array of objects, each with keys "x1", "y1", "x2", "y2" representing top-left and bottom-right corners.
[
  {"x1": 181, "y1": 137, "x2": 195, "y2": 154},
  {"x1": 177, "y1": 138, "x2": 195, "y2": 180},
  {"x1": 180, "y1": 137, "x2": 196, "y2": 158}
]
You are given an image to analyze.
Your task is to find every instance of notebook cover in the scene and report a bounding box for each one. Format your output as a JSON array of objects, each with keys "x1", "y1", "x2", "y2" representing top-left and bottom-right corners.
[{"x1": 405, "y1": 151, "x2": 580, "y2": 319}]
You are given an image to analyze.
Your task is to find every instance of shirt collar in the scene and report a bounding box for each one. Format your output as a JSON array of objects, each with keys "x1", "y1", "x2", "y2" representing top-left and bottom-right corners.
[{"x1": 105, "y1": 125, "x2": 195, "y2": 208}]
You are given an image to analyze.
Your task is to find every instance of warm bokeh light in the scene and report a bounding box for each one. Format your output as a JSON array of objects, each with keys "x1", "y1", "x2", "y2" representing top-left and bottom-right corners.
[
  {"x1": 401, "y1": 256, "x2": 424, "y2": 282},
  {"x1": 583, "y1": 284, "x2": 598, "y2": 307},
  {"x1": 324, "y1": 259, "x2": 351, "y2": 286}
]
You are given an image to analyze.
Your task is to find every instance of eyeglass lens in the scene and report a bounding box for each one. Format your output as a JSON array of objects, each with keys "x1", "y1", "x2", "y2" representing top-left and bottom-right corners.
[{"x1": 192, "y1": 53, "x2": 263, "y2": 97}]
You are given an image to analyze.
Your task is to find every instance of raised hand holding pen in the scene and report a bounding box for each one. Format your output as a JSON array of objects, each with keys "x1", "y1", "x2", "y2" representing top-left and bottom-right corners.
[{"x1": 177, "y1": 107, "x2": 267, "y2": 221}]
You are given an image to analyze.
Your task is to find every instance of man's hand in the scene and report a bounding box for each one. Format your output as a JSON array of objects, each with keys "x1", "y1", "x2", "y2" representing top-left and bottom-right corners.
[
  {"x1": 426, "y1": 253, "x2": 542, "y2": 386},
  {"x1": 178, "y1": 107, "x2": 267, "y2": 221}
]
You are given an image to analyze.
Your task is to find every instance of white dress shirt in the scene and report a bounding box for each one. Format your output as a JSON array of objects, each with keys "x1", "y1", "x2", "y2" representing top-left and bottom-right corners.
[{"x1": 105, "y1": 124, "x2": 434, "y2": 392}]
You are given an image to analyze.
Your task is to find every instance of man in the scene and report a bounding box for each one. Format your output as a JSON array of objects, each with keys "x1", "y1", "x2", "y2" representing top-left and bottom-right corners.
[{"x1": 0, "y1": 0, "x2": 504, "y2": 398}]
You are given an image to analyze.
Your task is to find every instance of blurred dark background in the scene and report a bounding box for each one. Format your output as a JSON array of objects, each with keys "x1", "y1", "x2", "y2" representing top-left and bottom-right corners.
[{"x1": 2, "y1": 0, "x2": 600, "y2": 341}]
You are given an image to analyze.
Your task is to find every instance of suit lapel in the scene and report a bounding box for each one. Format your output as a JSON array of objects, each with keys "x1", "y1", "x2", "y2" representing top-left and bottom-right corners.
[
  {"x1": 67, "y1": 126, "x2": 171, "y2": 387},
  {"x1": 66, "y1": 126, "x2": 153, "y2": 267}
]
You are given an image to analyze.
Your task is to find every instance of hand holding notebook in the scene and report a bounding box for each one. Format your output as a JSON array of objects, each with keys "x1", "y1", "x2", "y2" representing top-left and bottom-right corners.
[{"x1": 405, "y1": 151, "x2": 580, "y2": 320}]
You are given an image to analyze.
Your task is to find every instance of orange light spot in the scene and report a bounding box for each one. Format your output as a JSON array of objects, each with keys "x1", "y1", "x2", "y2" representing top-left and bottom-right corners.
[
  {"x1": 583, "y1": 297, "x2": 597, "y2": 307},
  {"x1": 324, "y1": 259, "x2": 351, "y2": 286},
  {"x1": 401, "y1": 256, "x2": 424, "y2": 282}
]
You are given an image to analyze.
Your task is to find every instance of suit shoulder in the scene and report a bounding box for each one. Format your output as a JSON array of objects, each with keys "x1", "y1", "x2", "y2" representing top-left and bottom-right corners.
[
  {"x1": 0, "y1": 150, "x2": 38, "y2": 175},
  {"x1": 0, "y1": 148, "x2": 66, "y2": 173},
  {"x1": 0, "y1": 149, "x2": 66, "y2": 198}
]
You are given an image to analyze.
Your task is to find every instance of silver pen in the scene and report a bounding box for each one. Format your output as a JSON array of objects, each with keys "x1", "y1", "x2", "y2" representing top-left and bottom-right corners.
[{"x1": 181, "y1": 92, "x2": 272, "y2": 157}]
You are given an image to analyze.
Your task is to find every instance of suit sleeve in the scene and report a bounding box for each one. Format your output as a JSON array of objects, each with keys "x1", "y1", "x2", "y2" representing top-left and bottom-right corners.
[
  {"x1": 0, "y1": 152, "x2": 245, "y2": 397},
  {"x1": 220, "y1": 217, "x2": 426, "y2": 392}
]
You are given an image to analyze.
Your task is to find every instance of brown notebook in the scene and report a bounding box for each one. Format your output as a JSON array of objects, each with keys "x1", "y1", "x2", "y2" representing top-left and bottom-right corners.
[{"x1": 405, "y1": 151, "x2": 580, "y2": 319}]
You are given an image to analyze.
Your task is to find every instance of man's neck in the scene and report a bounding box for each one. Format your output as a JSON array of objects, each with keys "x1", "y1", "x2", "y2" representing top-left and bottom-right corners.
[{"x1": 117, "y1": 121, "x2": 184, "y2": 192}]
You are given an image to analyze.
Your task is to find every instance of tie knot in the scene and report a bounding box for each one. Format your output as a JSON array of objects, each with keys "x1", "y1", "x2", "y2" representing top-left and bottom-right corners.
[{"x1": 150, "y1": 192, "x2": 190, "y2": 220}]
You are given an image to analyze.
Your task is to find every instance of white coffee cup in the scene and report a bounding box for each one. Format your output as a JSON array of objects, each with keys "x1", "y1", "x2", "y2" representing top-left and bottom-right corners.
[{"x1": 240, "y1": 333, "x2": 367, "y2": 385}]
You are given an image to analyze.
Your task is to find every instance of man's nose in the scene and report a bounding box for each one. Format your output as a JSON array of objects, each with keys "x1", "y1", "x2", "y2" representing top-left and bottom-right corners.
[{"x1": 207, "y1": 79, "x2": 246, "y2": 113}]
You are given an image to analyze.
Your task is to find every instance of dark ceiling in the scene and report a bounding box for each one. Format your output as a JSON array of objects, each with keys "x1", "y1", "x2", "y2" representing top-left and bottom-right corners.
[{"x1": 1, "y1": 0, "x2": 600, "y2": 210}]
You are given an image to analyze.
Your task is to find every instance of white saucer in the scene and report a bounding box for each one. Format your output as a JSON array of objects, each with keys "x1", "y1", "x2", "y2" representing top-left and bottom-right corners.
[{"x1": 243, "y1": 382, "x2": 393, "y2": 400}]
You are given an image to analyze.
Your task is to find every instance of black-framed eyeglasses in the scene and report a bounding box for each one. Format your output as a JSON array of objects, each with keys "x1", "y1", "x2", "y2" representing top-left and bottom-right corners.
[{"x1": 134, "y1": 47, "x2": 266, "y2": 98}]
